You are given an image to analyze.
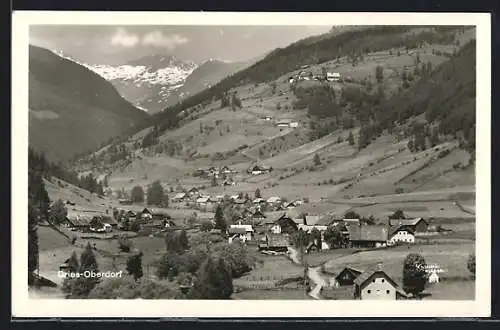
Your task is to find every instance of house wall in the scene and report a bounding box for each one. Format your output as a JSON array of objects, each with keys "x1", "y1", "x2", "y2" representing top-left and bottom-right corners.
[
  {"x1": 389, "y1": 231, "x2": 415, "y2": 245},
  {"x1": 271, "y1": 225, "x2": 281, "y2": 234},
  {"x1": 360, "y1": 276, "x2": 397, "y2": 300}
]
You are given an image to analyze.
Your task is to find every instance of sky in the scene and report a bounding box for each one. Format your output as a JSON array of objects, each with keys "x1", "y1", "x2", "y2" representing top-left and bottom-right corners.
[{"x1": 30, "y1": 25, "x2": 332, "y2": 65}]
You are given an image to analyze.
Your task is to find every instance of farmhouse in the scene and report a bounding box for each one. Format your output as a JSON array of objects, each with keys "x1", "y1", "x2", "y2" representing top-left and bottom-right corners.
[
  {"x1": 220, "y1": 166, "x2": 232, "y2": 174},
  {"x1": 229, "y1": 224, "x2": 254, "y2": 241},
  {"x1": 248, "y1": 164, "x2": 271, "y2": 175},
  {"x1": 387, "y1": 225, "x2": 415, "y2": 245},
  {"x1": 140, "y1": 208, "x2": 153, "y2": 221},
  {"x1": 263, "y1": 234, "x2": 289, "y2": 252},
  {"x1": 428, "y1": 271, "x2": 440, "y2": 284},
  {"x1": 306, "y1": 240, "x2": 321, "y2": 254},
  {"x1": 343, "y1": 218, "x2": 361, "y2": 227},
  {"x1": 335, "y1": 267, "x2": 363, "y2": 286},
  {"x1": 353, "y1": 268, "x2": 407, "y2": 300},
  {"x1": 275, "y1": 119, "x2": 299, "y2": 128},
  {"x1": 187, "y1": 187, "x2": 200, "y2": 197},
  {"x1": 271, "y1": 213, "x2": 299, "y2": 234},
  {"x1": 389, "y1": 218, "x2": 428, "y2": 233},
  {"x1": 266, "y1": 196, "x2": 281, "y2": 205},
  {"x1": 326, "y1": 72, "x2": 341, "y2": 82},
  {"x1": 196, "y1": 196, "x2": 211, "y2": 207},
  {"x1": 172, "y1": 192, "x2": 187, "y2": 202},
  {"x1": 348, "y1": 224, "x2": 388, "y2": 248}
]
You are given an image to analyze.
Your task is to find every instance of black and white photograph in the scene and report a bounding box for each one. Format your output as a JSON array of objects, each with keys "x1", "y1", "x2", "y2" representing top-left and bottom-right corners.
[{"x1": 12, "y1": 11, "x2": 491, "y2": 317}]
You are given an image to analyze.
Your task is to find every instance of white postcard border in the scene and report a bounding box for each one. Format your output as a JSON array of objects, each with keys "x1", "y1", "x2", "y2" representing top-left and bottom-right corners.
[{"x1": 12, "y1": 11, "x2": 491, "y2": 318}]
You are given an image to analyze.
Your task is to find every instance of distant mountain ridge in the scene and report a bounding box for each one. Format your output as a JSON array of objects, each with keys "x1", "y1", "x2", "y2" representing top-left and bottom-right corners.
[{"x1": 29, "y1": 45, "x2": 148, "y2": 162}]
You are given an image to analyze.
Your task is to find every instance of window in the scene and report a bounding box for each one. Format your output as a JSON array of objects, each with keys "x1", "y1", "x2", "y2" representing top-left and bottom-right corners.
[
  {"x1": 386, "y1": 290, "x2": 390, "y2": 294},
  {"x1": 381, "y1": 279, "x2": 385, "y2": 283},
  {"x1": 367, "y1": 290, "x2": 371, "y2": 294},
  {"x1": 372, "y1": 279, "x2": 376, "y2": 283}
]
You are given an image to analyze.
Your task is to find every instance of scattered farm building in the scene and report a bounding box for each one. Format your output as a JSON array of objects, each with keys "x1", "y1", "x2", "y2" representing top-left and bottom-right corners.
[
  {"x1": 348, "y1": 224, "x2": 388, "y2": 248},
  {"x1": 271, "y1": 213, "x2": 299, "y2": 234},
  {"x1": 387, "y1": 225, "x2": 415, "y2": 245},
  {"x1": 353, "y1": 268, "x2": 407, "y2": 300},
  {"x1": 388, "y1": 218, "x2": 428, "y2": 233},
  {"x1": 335, "y1": 267, "x2": 363, "y2": 286}
]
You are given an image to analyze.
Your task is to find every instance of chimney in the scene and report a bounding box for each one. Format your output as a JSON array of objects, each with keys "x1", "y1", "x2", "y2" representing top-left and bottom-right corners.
[{"x1": 377, "y1": 263, "x2": 383, "y2": 271}]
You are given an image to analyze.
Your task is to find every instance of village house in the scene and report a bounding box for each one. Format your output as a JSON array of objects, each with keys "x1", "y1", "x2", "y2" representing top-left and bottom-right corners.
[
  {"x1": 172, "y1": 192, "x2": 187, "y2": 203},
  {"x1": 220, "y1": 166, "x2": 232, "y2": 174},
  {"x1": 266, "y1": 196, "x2": 281, "y2": 205},
  {"x1": 275, "y1": 119, "x2": 299, "y2": 128},
  {"x1": 196, "y1": 196, "x2": 211, "y2": 208},
  {"x1": 229, "y1": 224, "x2": 254, "y2": 241},
  {"x1": 260, "y1": 234, "x2": 289, "y2": 253},
  {"x1": 387, "y1": 225, "x2": 416, "y2": 245},
  {"x1": 253, "y1": 198, "x2": 266, "y2": 204},
  {"x1": 389, "y1": 218, "x2": 428, "y2": 234},
  {"x1": 187, "y1": 187, "x2": 200, "y2": 197},
  {"x1": 326, "y1": 72, "x2": 341, "y2": 82},
  {"x1": 353, "y1": 267, "x2": 407, "y2": 300},
  {"x1": 140, "y1": 208, "x2": 153, "y2": 221},
  {"x1": 348, "y1": 223, "x2": 388, "y2": 248},
  {"x1": 343, "y1": 218, "x2": 361, "y2": 227},
  {"x1": 271, "y1": 213, "x2": 299, "y2": 234},
  {"x1": 335, "y1": 267, "x2": 363, "y2": 286},
  {"x1": 428, "y1": 271, "x2": 440, "y2": 284},
  {"x1": 248, "y1": 164, "x2": 271, "y2": 175}
]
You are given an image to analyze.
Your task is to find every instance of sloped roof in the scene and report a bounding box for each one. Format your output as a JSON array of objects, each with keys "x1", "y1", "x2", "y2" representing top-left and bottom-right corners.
[
  {"x1": 348, "y1": 224, "x2": 388, "y2": 242},
  {"x1": 266, "y1": 234, "x2": 289, "y2": 247},
  {"x1": 230, "y1": 224, "x2": 254, "y2": 232},
  {"x1": 305, "y1": 215, "x2": 321, "y2": 226},
  {"x1": 353, "y1": 269, "x2": 398, "y2": 287},
  {"x1": 228, "y1": 227, "x2": 247, "y2": 234},
  {"x1": 335, "y1": 267, "x2": 363, "y2": 281},
  {"x1": 172, "y1": 192, "x2": 186, "y2": 199},
  {"x1": 389, "y1": 218, "x2": 427, "y2": 227},
  {"x1": 267, "y1": 196, "x2": 281, "y2": 203},
  {"x1": 196, "y1": 197, "x2": 210, "y2": 203},
  {"x1": 343, "y1": 218, "x2": 360, "y2": 226}
]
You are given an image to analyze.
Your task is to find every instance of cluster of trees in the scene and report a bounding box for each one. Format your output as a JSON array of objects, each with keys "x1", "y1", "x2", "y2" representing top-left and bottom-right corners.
[
  {"x1": 29, "y1": 148, "x2": 105, "y2": 195},
  {"x1": 154, "y1": 230, "x2": 256, "y2": 299},
  {"x1": 290, "y1": 228, "x2": 323, "y2": 250},
  {"x1": 376, "y1": 40, "x2": 476, "y2": 156},
  {"x1": 62, "y1": 243, "x2": 101, "y2": 298},
  {"x1": 129, "y1": 182, "x2": 169, "y2": 206},
  {"x1": 28, "y1": 168, "x2": 50, "y2": 284}
]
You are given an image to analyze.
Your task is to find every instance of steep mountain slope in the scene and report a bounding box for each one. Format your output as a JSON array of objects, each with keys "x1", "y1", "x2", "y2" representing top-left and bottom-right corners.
[
  {"x1": 85, "y1": 54, "x2": 197, "y2": 113},
  {"x1": 29, "y1": 45, "x2": 149, "y2": 162},
  {"x1": 166, "y1": 59, "x2": 250, "y2": 105}
]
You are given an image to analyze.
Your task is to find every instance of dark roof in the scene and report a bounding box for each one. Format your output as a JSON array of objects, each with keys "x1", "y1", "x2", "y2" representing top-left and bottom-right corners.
[
  {"x1": 142, "y1": 208, "x2": 152, "y2": 214},
  {"x1": 266, "y1": 234, "x2": 288, "y2": 247},
  {"x1": 348, "y1": 224, "x2": 388, "y2": 242},
  {"x1": 228, "y1": 227, "x2": 247, "y2": 234},
  {"x1": 389, "y1": 218, "x2": 427, "y2": 227},
  {"x1": 335, "y1": 267, "x2": 363, "y2": 280},
  {"x1": 252, "y1": 210, "x2": 267, "y2": 218},
  {"x1": 274, "y1": 215, "x2": 299, "y2": 231}
]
